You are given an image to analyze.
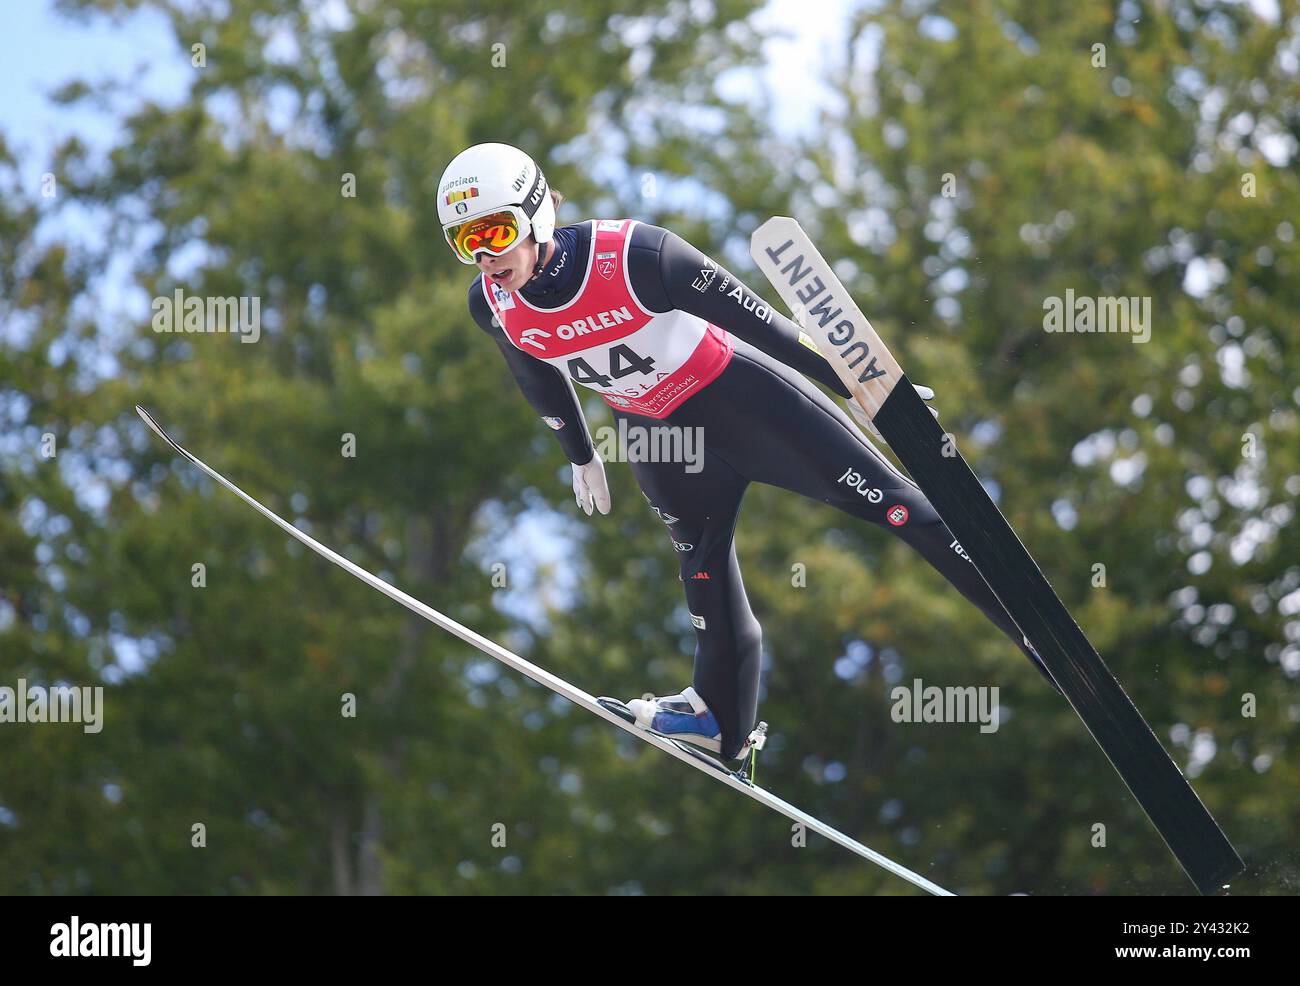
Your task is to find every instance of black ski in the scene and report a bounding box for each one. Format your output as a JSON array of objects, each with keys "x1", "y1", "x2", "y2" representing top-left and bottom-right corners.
[{"x1": 752, "y1": 217, "x2": 1244, "y2": 894}]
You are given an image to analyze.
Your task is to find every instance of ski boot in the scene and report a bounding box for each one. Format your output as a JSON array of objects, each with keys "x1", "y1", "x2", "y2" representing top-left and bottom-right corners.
[{"x1": 599, "y1": 686, "x2": 768, "y2": 766}]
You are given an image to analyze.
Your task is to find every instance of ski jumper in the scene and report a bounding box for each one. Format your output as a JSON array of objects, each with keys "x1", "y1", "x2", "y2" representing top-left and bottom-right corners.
[{"x1": 470, "y1": 219, "x2": 1044, "y2": 759}]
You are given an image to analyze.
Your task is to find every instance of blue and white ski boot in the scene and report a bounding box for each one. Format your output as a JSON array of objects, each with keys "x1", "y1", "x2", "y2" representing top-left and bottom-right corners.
[
  {"x1": 626, "y1": 686, "x2": 727, "y2": 754},
  {"x1": 597, "y1": 686, "x2": 770, "y2": 782},
  {"x1": 601, "y1": 686, "x2": 764, "y2": 762}
]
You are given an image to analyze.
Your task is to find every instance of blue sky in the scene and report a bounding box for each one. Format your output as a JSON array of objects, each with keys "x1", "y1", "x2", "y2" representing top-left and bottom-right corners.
[
  {"x1": 0, "y1": 0, "x2": 852, "y2": 184},
  {"x1": 1, "y1": 1, "x2": 186, "y2": 184}
]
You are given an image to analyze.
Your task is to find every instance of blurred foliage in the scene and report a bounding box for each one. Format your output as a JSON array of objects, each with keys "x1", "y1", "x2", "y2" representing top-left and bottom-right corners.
[{"x1": 1, "y1": 0, "x2": 1296, "y2": 895}]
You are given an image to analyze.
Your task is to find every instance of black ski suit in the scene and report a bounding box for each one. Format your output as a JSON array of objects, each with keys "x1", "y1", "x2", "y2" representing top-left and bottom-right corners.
[{"x1": 468, "y1": 220, "x2": 1043, "y2": 758}]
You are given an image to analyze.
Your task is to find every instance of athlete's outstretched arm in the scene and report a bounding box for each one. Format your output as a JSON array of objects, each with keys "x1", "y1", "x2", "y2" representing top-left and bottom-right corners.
[
  {"x1": 467, "y1": 277, "x2": 596, "y2": 465},
  {"x1": 627, "y1": 224, "x2": 851, "y2": 399}
]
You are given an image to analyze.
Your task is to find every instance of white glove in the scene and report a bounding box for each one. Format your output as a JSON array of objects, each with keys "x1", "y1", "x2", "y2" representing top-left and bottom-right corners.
[
  {"x1": 571, "y1": 452, "x2": 611, "y2": 516},
  {"x1": 845, "y1": 383, "x2": 938, "y2": 442}
]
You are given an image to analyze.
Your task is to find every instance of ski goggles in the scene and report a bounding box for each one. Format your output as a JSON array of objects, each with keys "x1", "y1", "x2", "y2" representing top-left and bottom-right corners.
[{"x1": 443, "y1": 206, "x2": 533, "y2": 265}]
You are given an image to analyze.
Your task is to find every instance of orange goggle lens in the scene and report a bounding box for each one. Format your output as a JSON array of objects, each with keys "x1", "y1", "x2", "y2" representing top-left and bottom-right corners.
[{"x1": 447, "y1": 211, "x2": 523, "y2": 262}]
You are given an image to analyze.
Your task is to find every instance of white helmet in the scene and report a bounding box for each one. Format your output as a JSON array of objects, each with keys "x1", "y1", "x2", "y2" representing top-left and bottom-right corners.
[{"x1": 438, "y1": 143, "x2": 555, "y2": 265}]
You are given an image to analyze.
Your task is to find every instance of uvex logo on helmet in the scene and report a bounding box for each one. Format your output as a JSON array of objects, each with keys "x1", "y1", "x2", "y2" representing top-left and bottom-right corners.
[{"x1": 528, "y1": 174, "x2": 547, "y2": 208}]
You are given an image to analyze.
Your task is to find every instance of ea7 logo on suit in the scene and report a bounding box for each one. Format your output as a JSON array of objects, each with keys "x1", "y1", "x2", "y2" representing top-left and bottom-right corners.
[{"x1": 692, "y1": 264, "x2": 717, "y2": 293}]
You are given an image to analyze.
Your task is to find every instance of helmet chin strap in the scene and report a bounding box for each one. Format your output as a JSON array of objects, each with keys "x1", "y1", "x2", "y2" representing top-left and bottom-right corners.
[{"x1": 526, "y1": 239, "x2": 552, "y2": 282}]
